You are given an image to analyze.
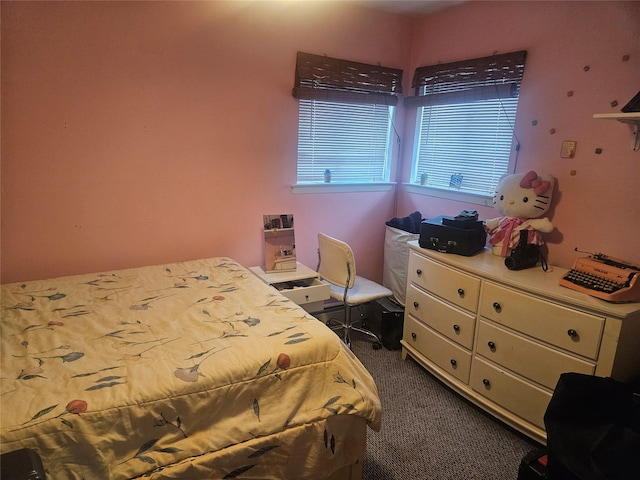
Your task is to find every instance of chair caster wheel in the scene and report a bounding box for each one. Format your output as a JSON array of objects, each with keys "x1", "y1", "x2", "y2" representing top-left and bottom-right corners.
[{"x1": 372, "y1": 342, "x2": 382, "y2": 350}]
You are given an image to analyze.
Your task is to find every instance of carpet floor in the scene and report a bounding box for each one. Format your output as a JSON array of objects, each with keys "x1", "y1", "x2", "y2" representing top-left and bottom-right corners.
[{"x1": 350, "y1": 335, "x2": 541, "y2": 480}]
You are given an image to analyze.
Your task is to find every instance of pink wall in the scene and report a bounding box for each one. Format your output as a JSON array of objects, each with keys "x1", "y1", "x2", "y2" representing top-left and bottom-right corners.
[
  {"x1": 2, "y1": 1, "x2": 638, "y2": 285},
  {"x1": 0, "y1": 1, "x2": 413, "y2": 283},
  {"x1": 398, "y1": 0, "x2": 640, "y2": 269}
]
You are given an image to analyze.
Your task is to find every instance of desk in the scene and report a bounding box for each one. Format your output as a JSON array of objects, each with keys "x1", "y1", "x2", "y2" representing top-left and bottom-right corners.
[{"x1": 249, "y1": 262, "x2": 330, "y2": 313}]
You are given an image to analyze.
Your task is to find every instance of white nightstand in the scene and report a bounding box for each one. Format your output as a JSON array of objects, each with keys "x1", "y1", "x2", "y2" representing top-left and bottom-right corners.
[{"x1": 249, "y1": 262, "x2": 330, "y2": 313}]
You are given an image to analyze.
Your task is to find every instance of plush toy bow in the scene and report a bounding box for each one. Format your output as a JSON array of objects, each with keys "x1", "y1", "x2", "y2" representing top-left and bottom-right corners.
[
  {"x1": 490, "y1": 217, "x2": 524, "y2": 257},
  {"x1": 520, "y1": 170, "x2": 551, "y2": 195}
]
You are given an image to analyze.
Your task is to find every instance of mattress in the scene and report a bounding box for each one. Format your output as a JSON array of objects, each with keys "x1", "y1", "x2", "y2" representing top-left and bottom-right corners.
[{"x1": 0, "y1": 257, "x2": 381, "y2": 479}]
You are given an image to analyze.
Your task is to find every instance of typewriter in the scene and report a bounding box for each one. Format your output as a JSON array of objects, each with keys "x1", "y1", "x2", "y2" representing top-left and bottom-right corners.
[{"x1": 559, "y1": 252, "x2": 640, "y2": 302}]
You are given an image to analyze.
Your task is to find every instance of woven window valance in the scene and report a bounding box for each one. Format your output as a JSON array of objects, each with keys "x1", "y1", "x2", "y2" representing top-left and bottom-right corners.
[
  {"x1": 292, "y1": 51, "x2": 403, "y2": 106},
  {"x1": 405, "y1": 50, "x2": 527, "y2": 108}
]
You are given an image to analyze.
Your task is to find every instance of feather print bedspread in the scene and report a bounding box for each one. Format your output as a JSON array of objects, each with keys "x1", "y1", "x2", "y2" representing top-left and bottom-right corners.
[{"x1": 1, "y1": 257, "x2": 381, "y2": 479}]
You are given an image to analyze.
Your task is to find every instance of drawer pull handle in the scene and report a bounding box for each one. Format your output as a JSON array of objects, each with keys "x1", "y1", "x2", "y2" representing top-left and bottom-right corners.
[
  {"x1": 567, "y1": 329, "x2": 578, "y2": 339},
  {"x1": 416, "y1": 269, "x2": 422, "y2": 276},
  {"x1": 453, "y1": 324, "x2": 460, "y2": 333},
  {"x1": 488, "y1": 341, "x2": 496, "y2": 350},
  {"x1": 413, "y1": 301, "x2": 419, "y2": 309},
  {"x1": 411, "y1": 332, "x2": 417, "y2": 341},
  {"x1": 457, "y1": 288, "x2": 465, "y2": 298},
  {"x1": 482, "y1": 378, "x2": 491, "y2": 388},
  {"x1": 492, "y1": 302, "x2": 502, "y2": 313},
  {"x1": 305, "y1": 295, "x2": 309, "y2": 301},
  {"x1": 450, "y1": 359, "x2": 457, "y2": 367}
]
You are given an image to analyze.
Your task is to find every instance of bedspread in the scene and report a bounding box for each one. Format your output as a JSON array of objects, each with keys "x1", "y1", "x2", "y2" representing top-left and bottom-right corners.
[{"x1": 0, "y1": 257, "x2": 381, "y2": 479}]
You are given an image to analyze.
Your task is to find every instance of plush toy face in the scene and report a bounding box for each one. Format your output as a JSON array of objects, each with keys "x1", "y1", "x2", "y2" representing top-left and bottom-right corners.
[{"x1": 492, "y1": 171, "x2": 554, "y2": 219}]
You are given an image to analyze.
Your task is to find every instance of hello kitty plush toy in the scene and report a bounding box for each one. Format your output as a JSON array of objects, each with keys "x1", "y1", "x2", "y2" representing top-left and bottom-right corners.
[{"x1": 485, "y1": 170, "x2": 555, "y2": 257}]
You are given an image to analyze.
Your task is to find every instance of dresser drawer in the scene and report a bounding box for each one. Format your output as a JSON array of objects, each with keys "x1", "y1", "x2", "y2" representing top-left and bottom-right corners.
[
  {"x1": 476, "y1": 320, "x2": 596, "y2": 390},
  {"x1": 403, "y1": 315, "x2": 472, "y2": 384},
  {"x1": 479, "y1": 282, "x2": 605, "y2": 359},
  {"x1": 470, "y1": 357, "x2": 552, "y2": 429},
  {"x1": 408, "y1": 251, "x2": 480, "y2": 313},
  {"x1": 406, "y1": 284, "x2": 476, "y2": 349}
]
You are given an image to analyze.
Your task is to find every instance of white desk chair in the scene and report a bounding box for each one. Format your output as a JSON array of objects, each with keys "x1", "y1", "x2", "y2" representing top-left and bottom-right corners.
[{"x1": 317, "y1": 233, "x2": 392, "y2": 349}]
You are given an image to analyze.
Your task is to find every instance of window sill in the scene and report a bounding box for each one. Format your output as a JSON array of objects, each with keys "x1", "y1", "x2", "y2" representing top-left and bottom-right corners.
[
  {"x1": 404, "y1": 183, "x2": 494, "y2": 207},
  {"x1": 292, "y1": 182, "x2": 395, "y2": 194}
]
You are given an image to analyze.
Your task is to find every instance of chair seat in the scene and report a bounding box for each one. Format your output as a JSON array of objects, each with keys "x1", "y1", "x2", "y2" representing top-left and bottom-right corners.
[
  {"x1": 324, "y1": 275, "x2": 392, "y2": 305},
  {"x1": 317, "y1": 232, "x2": 392, "y2": 349}
]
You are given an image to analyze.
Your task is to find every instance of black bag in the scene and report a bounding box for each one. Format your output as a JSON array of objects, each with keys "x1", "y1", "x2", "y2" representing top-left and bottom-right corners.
[
  {"x1": 419, "y1": 215, "x2": 486, "y2": 256},
  {"x1": 544, "y1": 373, "x2": 640, "y2": 480}
]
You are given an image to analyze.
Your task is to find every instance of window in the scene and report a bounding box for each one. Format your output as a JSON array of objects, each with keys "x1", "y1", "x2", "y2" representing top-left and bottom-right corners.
[
  {"x1": 297, "y1": 100, "x2": 394, "y2": 183},
  {"x1": 293, "y1": 52, "x2": 403, "y2": 185},
  {"x1": 406, "y1": 51, "x2": 527, "y2": 198}
]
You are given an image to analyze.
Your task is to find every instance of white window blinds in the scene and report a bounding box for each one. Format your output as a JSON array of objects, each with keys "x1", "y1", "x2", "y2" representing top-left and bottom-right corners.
[
  {"x1": 293, "y1": 52, "x2": 402, "y2": 184},
  {"x1": 407, "y1": 51, "x2": 527, "y2": 197},
  {"x1": 297, "y1": 100, "x2": 394, "y2": 183}
]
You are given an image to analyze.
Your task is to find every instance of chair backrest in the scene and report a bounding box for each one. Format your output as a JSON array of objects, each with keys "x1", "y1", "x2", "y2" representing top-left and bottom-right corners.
[{"x1": 317, "y1": 233, "x2": 356, "y2": 289}]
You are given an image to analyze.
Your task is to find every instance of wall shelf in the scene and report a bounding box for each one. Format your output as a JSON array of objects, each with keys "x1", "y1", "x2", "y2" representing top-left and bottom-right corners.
[{"x1": 593, "y1": 113, "x2": 640, "y2": 151}]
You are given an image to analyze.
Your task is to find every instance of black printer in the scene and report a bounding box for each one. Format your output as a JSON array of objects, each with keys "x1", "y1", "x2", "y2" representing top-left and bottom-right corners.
[{"x1": 419, "y1": 212, "x2": 486, "y2": 256}]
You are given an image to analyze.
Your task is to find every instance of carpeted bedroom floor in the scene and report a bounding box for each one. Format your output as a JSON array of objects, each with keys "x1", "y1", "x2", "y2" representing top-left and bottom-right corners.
[{"x1": 350, "y1": 335, "x2": 541, "y2": 480}]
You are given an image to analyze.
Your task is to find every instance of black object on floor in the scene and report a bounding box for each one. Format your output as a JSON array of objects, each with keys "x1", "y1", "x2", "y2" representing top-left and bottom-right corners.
[
  {"x1": 544, "y1": 373, "x2": 640, "y2": 480},
  {"x1": 0, "y1": 448, "x2": 46, "y2": 480},
  {"x1": 518, "y1": 449, "x2": 548, "y2": 479},
  {"x1": 367, "y1": 297, "x2": 404, "y2": 350}
]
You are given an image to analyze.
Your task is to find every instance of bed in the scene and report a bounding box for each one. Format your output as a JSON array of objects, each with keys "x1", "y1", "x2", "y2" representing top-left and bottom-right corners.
[{"x1": 0, "y1": 257, "x2": 381, "y2": 479}]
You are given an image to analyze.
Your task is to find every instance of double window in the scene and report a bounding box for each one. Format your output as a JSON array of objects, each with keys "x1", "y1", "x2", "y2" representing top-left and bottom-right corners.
[
  {"x1": 293, "y1": 52, "x2": 403, "y2": 184},
  {"x1": 406, "y1": 51, "x2": 527, "y2": 199},
  {"x1": 292, "y1": 51, "x2": 527, "y2": 197}
]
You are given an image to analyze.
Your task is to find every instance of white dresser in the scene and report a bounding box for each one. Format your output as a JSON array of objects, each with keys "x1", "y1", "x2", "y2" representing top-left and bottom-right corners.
[{"x1": 401, "y1": 241, "x2": 640, "y2": 444}]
